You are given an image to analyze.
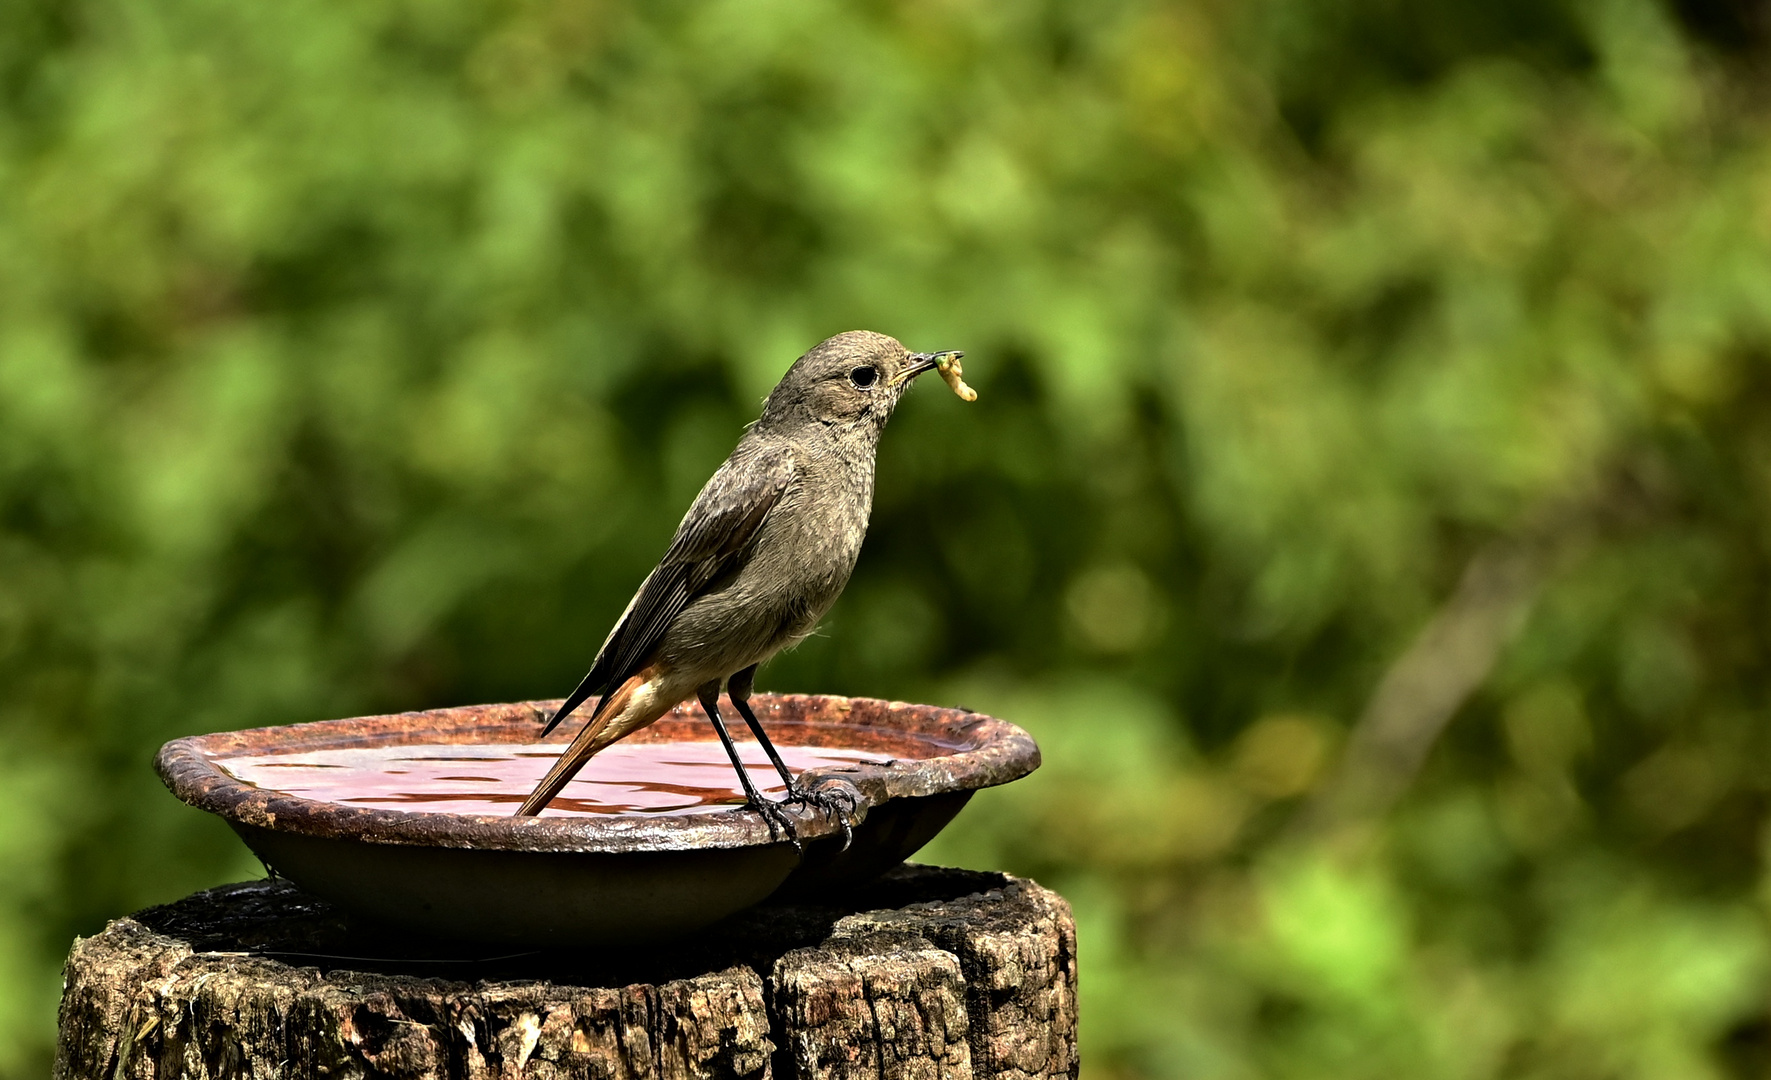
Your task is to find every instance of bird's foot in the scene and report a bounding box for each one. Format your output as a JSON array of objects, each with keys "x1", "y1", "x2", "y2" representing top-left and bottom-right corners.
[
  {"x1": 786, "y1": 780, "x2": 860, "y2": 852},
  {"x1": 747, "y1": 794, "x2": 804, "y2": 850}
]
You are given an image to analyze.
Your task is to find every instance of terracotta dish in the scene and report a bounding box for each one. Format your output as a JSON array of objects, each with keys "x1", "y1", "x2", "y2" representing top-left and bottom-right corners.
[{"x1": 156, "y1": 694, "x2": 1039, "y2": 945}]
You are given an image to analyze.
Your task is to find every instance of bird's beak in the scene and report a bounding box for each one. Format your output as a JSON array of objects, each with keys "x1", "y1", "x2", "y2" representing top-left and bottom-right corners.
[{"x1": 896, "y1": 350, "x2": 964, "y2": 385}]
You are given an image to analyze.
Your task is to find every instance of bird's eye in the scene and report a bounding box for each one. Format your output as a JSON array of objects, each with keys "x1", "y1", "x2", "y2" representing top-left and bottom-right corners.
[{"x1": 849, "y1": 366, "x2": 879, "y2": 388}]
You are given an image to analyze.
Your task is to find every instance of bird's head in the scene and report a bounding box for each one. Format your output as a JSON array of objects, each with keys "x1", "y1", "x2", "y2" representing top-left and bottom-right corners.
[{"x1": 760, "y1": 331, "x2": 961, "y2": 434}]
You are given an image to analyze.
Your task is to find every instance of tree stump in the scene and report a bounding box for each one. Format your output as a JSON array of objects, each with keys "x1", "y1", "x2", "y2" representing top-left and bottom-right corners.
[{"x1": 56, "y1": 864, "x2": 1077, "y2": 1080}]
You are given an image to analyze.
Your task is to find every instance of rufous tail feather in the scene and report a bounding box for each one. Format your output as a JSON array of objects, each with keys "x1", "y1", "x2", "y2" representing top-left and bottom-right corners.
[{"x1": 515, "y1": 672, "x2": 644, "y2": 815}]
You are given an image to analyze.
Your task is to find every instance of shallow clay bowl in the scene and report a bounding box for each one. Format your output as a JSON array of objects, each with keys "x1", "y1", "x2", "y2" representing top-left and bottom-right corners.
[{"x1": 156, "y1": 693, "x2": 1039, "y2": 946}]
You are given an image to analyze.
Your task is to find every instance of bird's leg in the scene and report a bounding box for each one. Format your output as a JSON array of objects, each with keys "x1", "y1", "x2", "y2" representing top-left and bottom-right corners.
[
  {"x1": 724, "y1": 666, "x2": 797, "y2": 789},
  {"x1": 697, "y1": 682, "x2": 799, "y2": 846},
  {"x1": 728, "y1": 666, "x2": 856, "y2": 849}
]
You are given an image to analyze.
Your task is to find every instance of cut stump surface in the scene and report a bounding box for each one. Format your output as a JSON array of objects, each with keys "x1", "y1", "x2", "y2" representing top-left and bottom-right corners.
[{"x1": 56, "y1": 864, "x2": 1077, "y2": 1080}]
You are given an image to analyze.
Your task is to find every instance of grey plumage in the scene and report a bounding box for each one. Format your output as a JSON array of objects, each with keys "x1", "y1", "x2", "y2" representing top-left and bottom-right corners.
[{"x1": 516, "y1": 331, "x2": 959, "y2": 823}]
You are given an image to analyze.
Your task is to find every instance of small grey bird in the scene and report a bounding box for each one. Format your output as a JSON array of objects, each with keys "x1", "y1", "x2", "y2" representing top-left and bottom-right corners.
[{"x1": 515, "y1": 331, "x2": 963, "y2": 833}]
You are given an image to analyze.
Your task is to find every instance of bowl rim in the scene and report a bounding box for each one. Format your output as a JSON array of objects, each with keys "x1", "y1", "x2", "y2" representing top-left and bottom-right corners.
[{"x1": 155, "y1": 693, "x2": 1040, "y2": 853}]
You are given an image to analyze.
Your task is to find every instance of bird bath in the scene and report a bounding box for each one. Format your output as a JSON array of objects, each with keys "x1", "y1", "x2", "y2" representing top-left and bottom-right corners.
[{"x1": 156, "y1": 693, "x2": 1039, "y2": 946}]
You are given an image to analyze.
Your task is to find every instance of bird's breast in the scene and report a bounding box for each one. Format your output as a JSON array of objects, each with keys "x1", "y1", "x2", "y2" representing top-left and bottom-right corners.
[
  {"x1": 654, "y1": 447, "x2": 876, "y2": 676},
  {"x1": 749, "y1": 459, "x2": 871, "y2": 611}
]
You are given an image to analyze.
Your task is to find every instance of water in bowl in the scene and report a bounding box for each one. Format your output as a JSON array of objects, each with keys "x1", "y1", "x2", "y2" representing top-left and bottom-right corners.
[{"x1": 214, "y1": 741, "x2": 896, "y2": 816}]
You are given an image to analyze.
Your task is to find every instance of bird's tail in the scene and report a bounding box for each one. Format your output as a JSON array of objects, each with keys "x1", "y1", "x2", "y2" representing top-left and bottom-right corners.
[
  {"x1": 539, "y1": 668, "x2": 607, "y2": 738},
  {"x1": 515, "y1": 669, "x2": 652, "y2": 816}
]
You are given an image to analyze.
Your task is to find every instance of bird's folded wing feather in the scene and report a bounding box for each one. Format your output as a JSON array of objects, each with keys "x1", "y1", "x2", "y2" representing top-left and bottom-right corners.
[{"x1": 540, "y1": 441, "x2": 798, "y2": 735}]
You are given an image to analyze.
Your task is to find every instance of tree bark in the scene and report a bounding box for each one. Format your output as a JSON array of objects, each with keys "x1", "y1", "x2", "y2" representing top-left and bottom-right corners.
[{"x1": 56, "y1": 864, "x2": 1077, "y2": 1080}]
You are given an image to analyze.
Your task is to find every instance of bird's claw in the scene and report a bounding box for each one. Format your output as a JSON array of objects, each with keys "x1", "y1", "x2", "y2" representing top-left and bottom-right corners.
[
  {"x1": 749, "y1": 795, "x2": 804, "y2": 852},
  {"x1": 743, "y1": 779, "x2": 858, "y2": 854},
  {"x1": 787, "y1": 781, "x2": 859, "y2": 853}
]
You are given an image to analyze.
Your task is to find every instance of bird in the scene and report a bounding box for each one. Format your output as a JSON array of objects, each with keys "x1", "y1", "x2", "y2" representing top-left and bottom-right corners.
[{"x1": 514, "y1": 331, "x2": 964, "y2": 838}]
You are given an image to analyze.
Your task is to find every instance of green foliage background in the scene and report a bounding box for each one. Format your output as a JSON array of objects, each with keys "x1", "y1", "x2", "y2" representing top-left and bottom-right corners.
[{"x1": 5, "y1": 0, "x2": 1771, "y2": 1075}]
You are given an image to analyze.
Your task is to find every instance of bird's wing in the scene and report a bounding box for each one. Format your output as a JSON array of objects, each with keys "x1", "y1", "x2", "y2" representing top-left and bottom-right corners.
[{"x1": 540, "y1": 441, "x2": 798, "y2": 736}]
